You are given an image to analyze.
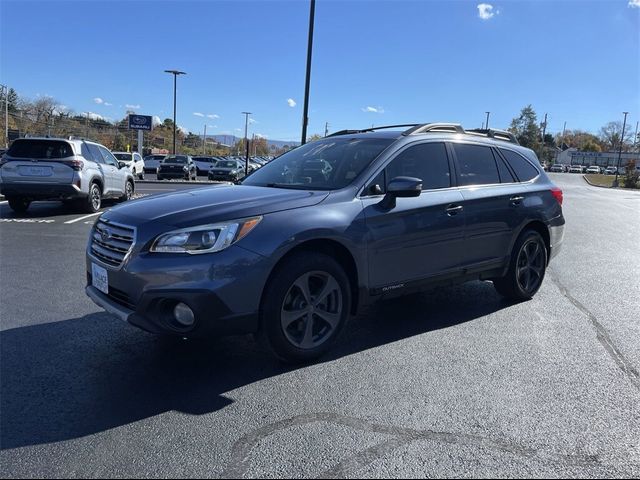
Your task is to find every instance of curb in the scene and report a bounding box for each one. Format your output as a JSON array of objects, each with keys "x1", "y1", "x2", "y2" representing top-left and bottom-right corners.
[{"x1": 582, "y1": 175, "x2": 613, "y2": 189}]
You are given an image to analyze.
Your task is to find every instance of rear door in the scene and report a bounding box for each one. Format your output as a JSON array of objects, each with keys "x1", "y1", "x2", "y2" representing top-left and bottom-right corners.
[
  {"x1": 450, "y1": 142, "x2": 521, "y2": 270},
  {"x1": 99, "y1": 146, "x2": 125, "y2": 195},
  {"x1": 0, "y1": 139, "x2": 76, "y2": 185},
  {"x1": 363, "y1": 141, "x2": 466, "y2": 289}
]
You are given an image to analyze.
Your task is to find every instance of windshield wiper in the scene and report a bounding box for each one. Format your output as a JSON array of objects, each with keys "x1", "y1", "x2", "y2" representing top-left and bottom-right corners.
[{"x1": 263, "y1": 183, "x2": 328, "y2": 191}]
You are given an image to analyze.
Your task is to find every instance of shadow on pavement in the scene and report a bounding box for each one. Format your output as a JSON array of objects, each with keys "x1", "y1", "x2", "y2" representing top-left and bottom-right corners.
[{"x1": 0, "y1": 281, "x2": 511, "y2": 450}]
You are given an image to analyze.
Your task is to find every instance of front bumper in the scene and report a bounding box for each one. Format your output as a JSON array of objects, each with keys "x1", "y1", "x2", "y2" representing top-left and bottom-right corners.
[
  {"x1": 85, "y1": 244, "x2": 270, "y2": 337},
  {"x1": 158, "y1": 171, "x2": 188, "y2": 179},
  {"x1": 208, "y1": 174, "x2": 238, "y2": 182}
]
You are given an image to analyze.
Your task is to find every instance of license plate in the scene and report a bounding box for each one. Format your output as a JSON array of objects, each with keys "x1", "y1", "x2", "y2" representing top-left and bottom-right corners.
[
  {"x1": 92, "y1": 263, "x2": 109, "y2": 294},
  {"x1": 19, "y1": 166, "x2": 52, "y2": 177}
]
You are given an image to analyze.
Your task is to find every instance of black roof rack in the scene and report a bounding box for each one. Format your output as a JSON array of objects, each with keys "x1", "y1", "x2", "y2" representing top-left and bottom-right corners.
[
  {"x1": 328, "y1": 123, "x2": 520, "y2": 145},
  {"x1": 327, "y1": 124, "x2": 419, "y2": 137}
]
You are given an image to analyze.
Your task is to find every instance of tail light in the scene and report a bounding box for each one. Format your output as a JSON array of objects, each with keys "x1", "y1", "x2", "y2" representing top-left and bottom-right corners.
[
  {"x1": 551, "y1": 187, "x2": 563, "y2": 205},
  {"x1": 69, "y1": 160, "x2": 84, "y2": 171}
]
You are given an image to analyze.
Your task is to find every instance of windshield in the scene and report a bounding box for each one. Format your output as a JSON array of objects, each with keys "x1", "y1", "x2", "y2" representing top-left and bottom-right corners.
[
  {"x1": 162, "y1": 156, "x2": 188, "y2": 164},
  {"x1": 242, "y1": 137, "x2": 393, "y2": 190},
  {"x1": 113, "y1": 153, "x2": 132, "y2": 161},
  {"x1": 7, "y1": 140, "x2": 74, "y2": 159},
  {"x1": 217, "y1": 161, "x2": 238, "y2": 168}
]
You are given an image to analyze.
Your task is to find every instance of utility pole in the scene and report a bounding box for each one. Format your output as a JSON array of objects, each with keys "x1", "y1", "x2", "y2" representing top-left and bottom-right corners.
[
  {"x1": 300, "y1": 0, "x2": 316, "y2": 145},
  {"x1": 324, "y1": 122, "x2": 329, "y2": 137},
  {"x1": 634, "y1": 121, "x2": 639, "y2": 152},
  {"x1": 561, "y1": 121, "x2": 567, "y2": 147},
  {"x1": 242, "y1": 112, "x2": 251, "y2": 175},
  {"x1": 1, "y1": 84, "x2": 8, "y2": 148},
  {"x1": 485, "y1": 111, "x2": 490, "y2": 130},
  {"x1": 539, "y1": 113, "x2": 548, "y2": 165},
  {"x1": 202, "y1": 124, "x2": 207, "y2": 155},
  {"x1": 613, "y1": 112, "x2": 629, "y2": 188},
  {"x1": 164, "y1": 70, "x2": 186, "y2": 154}
]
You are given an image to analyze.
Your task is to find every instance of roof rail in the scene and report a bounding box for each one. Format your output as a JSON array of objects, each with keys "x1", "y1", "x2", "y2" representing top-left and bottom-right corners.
[
  {"x1": 327, "y1": 124, "x2": 420, "y2": 137},
  {"x1": 466, "y1": 128, "x2": 519, "y2": 145},
  {"x1": 403, "y1": 123, "x2": 465, "y2": 136}
]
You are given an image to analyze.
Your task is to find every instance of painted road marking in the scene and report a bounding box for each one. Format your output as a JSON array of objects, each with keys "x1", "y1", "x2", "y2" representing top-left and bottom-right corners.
[
  {"x1": 0, "y1": 218, "x2": 55, "y2": 223},
  {"x1": 64, "y1": 212, "x2": 102, "y2": 224}
]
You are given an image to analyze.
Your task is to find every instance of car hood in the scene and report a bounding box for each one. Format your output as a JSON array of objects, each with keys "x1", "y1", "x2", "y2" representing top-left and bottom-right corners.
[{"x1": 103, "y1": 184, "x2": 329, "y2": 228}]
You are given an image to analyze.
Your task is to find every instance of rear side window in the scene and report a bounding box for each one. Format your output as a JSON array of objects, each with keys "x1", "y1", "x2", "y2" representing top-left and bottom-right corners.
[
  {"x1": 452, "y1": 143, "x2": 500, "y2": 186},
  {"x1": 81, "y1": 142, "x2": 95, "y2": 162},
  {"x1": 385, "y1": 142, "x2": 451, "y2": 190},
  {"x1": 87, "y1": 144, "x2": 105, "y2": 164},
  {"x1": 7, "y1": 140, "x2": 74, "y2": 159},
  {"x1": 494, "y1": 151, "x2": 516, "y2": 183},
  {"x1": 499, "y1": 149, "x2": 539, "y2": 182}
]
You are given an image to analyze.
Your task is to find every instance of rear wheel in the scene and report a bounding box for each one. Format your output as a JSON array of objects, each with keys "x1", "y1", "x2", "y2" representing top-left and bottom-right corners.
[
  {"x1": 493, "y1": 230, "x2": 547, "y2": 301},
  {"x1": 138, "y1": 168, "x2": 144, "y2": 180},
  {"x1": 259, "y1": 253, "x2": 351, "y2": 363},
  {"x1": 8, "y1": 197, "x2": 31, "y2": 214},
  {"x1": 82, "y1": 182, "x2": 102, "y2": 213}
]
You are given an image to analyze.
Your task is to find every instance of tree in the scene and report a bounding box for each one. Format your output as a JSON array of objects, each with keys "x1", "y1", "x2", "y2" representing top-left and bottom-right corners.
[
  {"x1": 509, "y1": 105, "x2": 541, "y2": 151},
  {"x1": 599, "y1": 121, "x2": 634, "y2": 151},
  {"x1": 308, "y1": 133, "x2": 323, "y2": 142},
  {"x1": 556, "y1": 129, "x2": 604, "y2": 151},
  {"x1": 0, "y1": 87, "x2": 19, "y2": 112}
]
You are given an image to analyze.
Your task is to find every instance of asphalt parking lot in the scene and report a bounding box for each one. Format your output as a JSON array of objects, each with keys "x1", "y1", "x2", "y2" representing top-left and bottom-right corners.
[{"x1": 1, "y1": 174, "x2": 639, "y2": 478}]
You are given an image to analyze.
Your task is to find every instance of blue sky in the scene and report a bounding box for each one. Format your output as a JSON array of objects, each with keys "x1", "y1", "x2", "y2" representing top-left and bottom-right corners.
[{"x1": 1, "y1": 0, "x2": 639, "y2": 141}]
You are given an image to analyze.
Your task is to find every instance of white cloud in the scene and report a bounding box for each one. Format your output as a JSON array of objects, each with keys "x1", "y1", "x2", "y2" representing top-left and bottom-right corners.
[
  {"x1": 104, "y1": 102, "x2": 112, "y2": 106},
  {"x1": 249, "y1": 118, "x2": 257, "y2": 124},
  {"x1": 361, "y1": 106, "x2": 385, "y2": 113},
  {"x1": 287, "y1": 98, "x2": 296, "y2": 107},
  {"x1": 629, "y1": 0, "x2": 640, "y2": 8},
  {"x1": 193, "y1": 112, "x2": 205, "y2": 117},
  {"x1": 207, "y1": 114, "x2": 220, "y2": 119},
  {"x1": 255, "y1": 133, "x2": 267, "y2": 139},
  {"x1": 85, "y1": 112, "x2": 105, "y2": 121},
  {"x1": 125, "y1": 104, "x2": 141, "y2": 109},
  {"x1": 235, "y1": 128, "x2": 242, "y2": 132},
  {"x1": 178, "y1": 125, "x2": 189, "y2": 135},
  {"x1": 477, "y1": 3, "x2": 496, "y2": 20},
  {"x1": 152, "y1": 116, "x2": 162, "y2": 127},
  {"x1": 93, "y1": 97, "x2": 104, "y2": 104}
]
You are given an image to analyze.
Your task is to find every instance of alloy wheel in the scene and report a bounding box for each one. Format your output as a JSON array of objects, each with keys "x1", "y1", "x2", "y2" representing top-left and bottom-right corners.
[
  {"x1": 516, "y1": 239, "x2": 545, "y2": 294},
  {"x1": 280, "y1": 271, "x2": 343, "y2": 349}
]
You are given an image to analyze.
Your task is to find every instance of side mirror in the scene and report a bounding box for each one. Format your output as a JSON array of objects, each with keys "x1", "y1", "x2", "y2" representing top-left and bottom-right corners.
[
  {"x1": 118, "y1": 161, "x2": 126, "y2": 169},
  {"x1": 380, "y1": 176, "x2": 422, "y2": 209}
]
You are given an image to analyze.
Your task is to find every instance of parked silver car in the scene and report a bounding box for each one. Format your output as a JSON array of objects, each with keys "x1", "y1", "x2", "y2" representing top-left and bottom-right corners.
[{"x1": 0, "y1": 137, "x2": 135, "y2": 213}]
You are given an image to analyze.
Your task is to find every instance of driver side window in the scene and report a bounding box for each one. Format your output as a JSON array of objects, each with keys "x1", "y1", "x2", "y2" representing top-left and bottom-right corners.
[
  {"x1": 98, "y1": 146, "x2": 118, "y2": 167},
  {"x1": 385, "y1": 142, "x2": 451, "y2": 190}
]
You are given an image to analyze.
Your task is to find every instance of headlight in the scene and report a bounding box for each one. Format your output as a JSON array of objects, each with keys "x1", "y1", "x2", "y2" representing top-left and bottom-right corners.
[
  {"x1": 156, "y1": 167, "x2": 160, "y2": 173},
  {"x1": 230, "y1": 170, "x2": 237, "y2": 175},
  {"x1": 150, "y1": 216, "x2": 262, "y2": 254}
]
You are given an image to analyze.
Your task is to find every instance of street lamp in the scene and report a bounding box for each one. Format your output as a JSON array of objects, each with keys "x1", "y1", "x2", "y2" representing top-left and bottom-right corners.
[
  {"x1": 300, "y1": 0, "x2": 316, "y2": 145},
  {"x1": 613, "y1": 112, "x2": 629, "y2": 188},
  {"x1": 242, "y1": 112, "x2": 251, "y2": 175},
  {"x1": 485, "y1": 112, "x2": 490, "y2": 130},
  {"x1": 164, "y1": 70, "x2": 186, "y2": 154}
]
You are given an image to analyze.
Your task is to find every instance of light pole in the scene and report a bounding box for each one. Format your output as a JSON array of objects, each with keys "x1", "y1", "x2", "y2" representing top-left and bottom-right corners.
[
  {"x1": 242, "y1": 112, "x2": 251, "y2": 175},
  {"x1": 300, "y1": 0, "x2": 316, "y2": 145},
  {"x1": 485, "y1": 111, "x2": 490, "y2": 130},
  {"x1": 1, "y1": 84, "x2": 8, "y2": 148},
  {"x1": 613, "y1": 112, "x2": 629, "y2": 188},
  {"x1": 164, "y1": 70, "x2": 186, "y2": 154}
]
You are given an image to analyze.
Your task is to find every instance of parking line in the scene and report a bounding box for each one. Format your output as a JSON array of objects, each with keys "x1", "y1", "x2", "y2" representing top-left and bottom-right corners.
[{"x1": 64, "y1": 212, "x2": 102, "y2": 224}]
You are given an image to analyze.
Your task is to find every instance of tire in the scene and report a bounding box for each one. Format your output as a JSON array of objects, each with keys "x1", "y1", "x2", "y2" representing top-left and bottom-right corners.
[
  {"x1": 83, "y1": 182, "x2": 102, "y2": 213},
  {"x1": 138, "y1": 169, "x2": 144, "y2": 180},
  {"x1": 493, "y1": 230, "x2": 548, "y2": 301},
  {"x1": 120, "y1": 180, "x2": 134, "y2": 202},
  {"x1": 258, "y1": 252, "x2": 351, "y2": 363},
  {"x1": 8, "y1": 197, "x2": 30, "y2": 214}
]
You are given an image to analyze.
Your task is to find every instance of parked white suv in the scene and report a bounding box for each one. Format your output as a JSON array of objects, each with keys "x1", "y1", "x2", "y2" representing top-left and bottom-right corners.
[
  {"x1": 0, "y1": 137, "x2": 135, "y2": 213},
  {"x1": 113, "y1": 152, "x2": 145, "y2": 180},
  {"x1": 586, "y1": 165, "x2": 601, "y2": 174}
]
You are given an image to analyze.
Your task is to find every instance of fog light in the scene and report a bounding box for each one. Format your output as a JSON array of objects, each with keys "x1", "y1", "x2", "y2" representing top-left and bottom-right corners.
[{"x1": 173, "y1": 302, "x2": 195, "y2": 327}]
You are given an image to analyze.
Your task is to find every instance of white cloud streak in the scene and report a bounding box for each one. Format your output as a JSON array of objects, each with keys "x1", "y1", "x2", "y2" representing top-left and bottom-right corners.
[
  {"x1": 125, "y1": 104, "x2": 141, "y2": 110},
  {"x1": 193, "y1": 112, "x2": 205, "y2": 117},
  {"x1": 361, "y1": 106, "x2": 385, "y2": 113},
  {"x1": 477, "y1": 3, "x2": 496, "y2": 20},
  {"x1": 629, "y1": 0, "x2": 640, "y2": 8},
  {"x1": 207, "y1": 114, "x2": 220, "y2": 119},
  {"x1": 93, "y1": 97, "x2": 104, "y2": 104},
  {"x1": 287, "y1": 98, "x2": 296, "y2": 107}
]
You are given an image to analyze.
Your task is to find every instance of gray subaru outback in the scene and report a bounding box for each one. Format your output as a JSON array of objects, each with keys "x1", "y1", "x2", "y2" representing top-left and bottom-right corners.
[
  {"x1": 0, "y1": 137, "x2": 135, "y2": 213},
  {"x1": 85, "y1": 123, "x2": 564, "y2": 362}
]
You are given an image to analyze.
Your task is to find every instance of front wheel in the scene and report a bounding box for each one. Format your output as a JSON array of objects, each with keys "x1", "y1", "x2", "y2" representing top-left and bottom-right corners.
[
  {"x1": 493, "y1": 230, "x2": 548, "y2": 301},
  {"x1": 259, "y1": 252, "x2": 351, "y2": 363},
  {"x1": 120, "y1": 180, "x2": 134, "y2": 202},
  {"x1": 8, "y1": 197, "x2": 31, "y2": 214},
  {"x1": 82, "y1": 182, "x2": 102, "y2": 213}
]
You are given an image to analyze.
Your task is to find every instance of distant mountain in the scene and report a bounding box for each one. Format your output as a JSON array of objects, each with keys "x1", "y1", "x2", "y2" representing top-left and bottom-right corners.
[{"x1": 206, "y1": 135, "x2": 299, "y2": 149}]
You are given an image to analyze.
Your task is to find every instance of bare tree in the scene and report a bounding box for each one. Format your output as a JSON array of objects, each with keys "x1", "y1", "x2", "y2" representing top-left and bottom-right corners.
[{"x1": 599, "y1": 121, "x2": 634, "y2": 151}]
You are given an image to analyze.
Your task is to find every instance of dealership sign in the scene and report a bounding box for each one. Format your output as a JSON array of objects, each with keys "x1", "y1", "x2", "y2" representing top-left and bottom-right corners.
[{"x1": 128, "y1": 114, "x2": 153, "y2": 131}]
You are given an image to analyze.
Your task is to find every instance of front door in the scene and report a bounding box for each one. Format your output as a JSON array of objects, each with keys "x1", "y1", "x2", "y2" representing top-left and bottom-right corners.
[{"x1": 363, "y1": 142, "x2": 466, "y2": 290}]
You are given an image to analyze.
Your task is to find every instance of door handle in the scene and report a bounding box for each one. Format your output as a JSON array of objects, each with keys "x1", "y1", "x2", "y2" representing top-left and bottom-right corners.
[
  {"x1": 446, "y1": 204, "x2": 463, "y2": 216},
  {"x1": 509, "y1": 196, "x2": 524, "y2": 205}
]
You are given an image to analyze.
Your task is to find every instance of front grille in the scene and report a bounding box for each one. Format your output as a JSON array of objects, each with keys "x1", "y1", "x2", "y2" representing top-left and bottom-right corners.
[{"x1": 90, "y1": 219, "x2": 135, "y2": 268}]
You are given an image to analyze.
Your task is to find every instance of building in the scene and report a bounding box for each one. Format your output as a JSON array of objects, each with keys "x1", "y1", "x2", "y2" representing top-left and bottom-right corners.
[{"x1": 555, "y1": 148, "x2": 639, "y2": 167}]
